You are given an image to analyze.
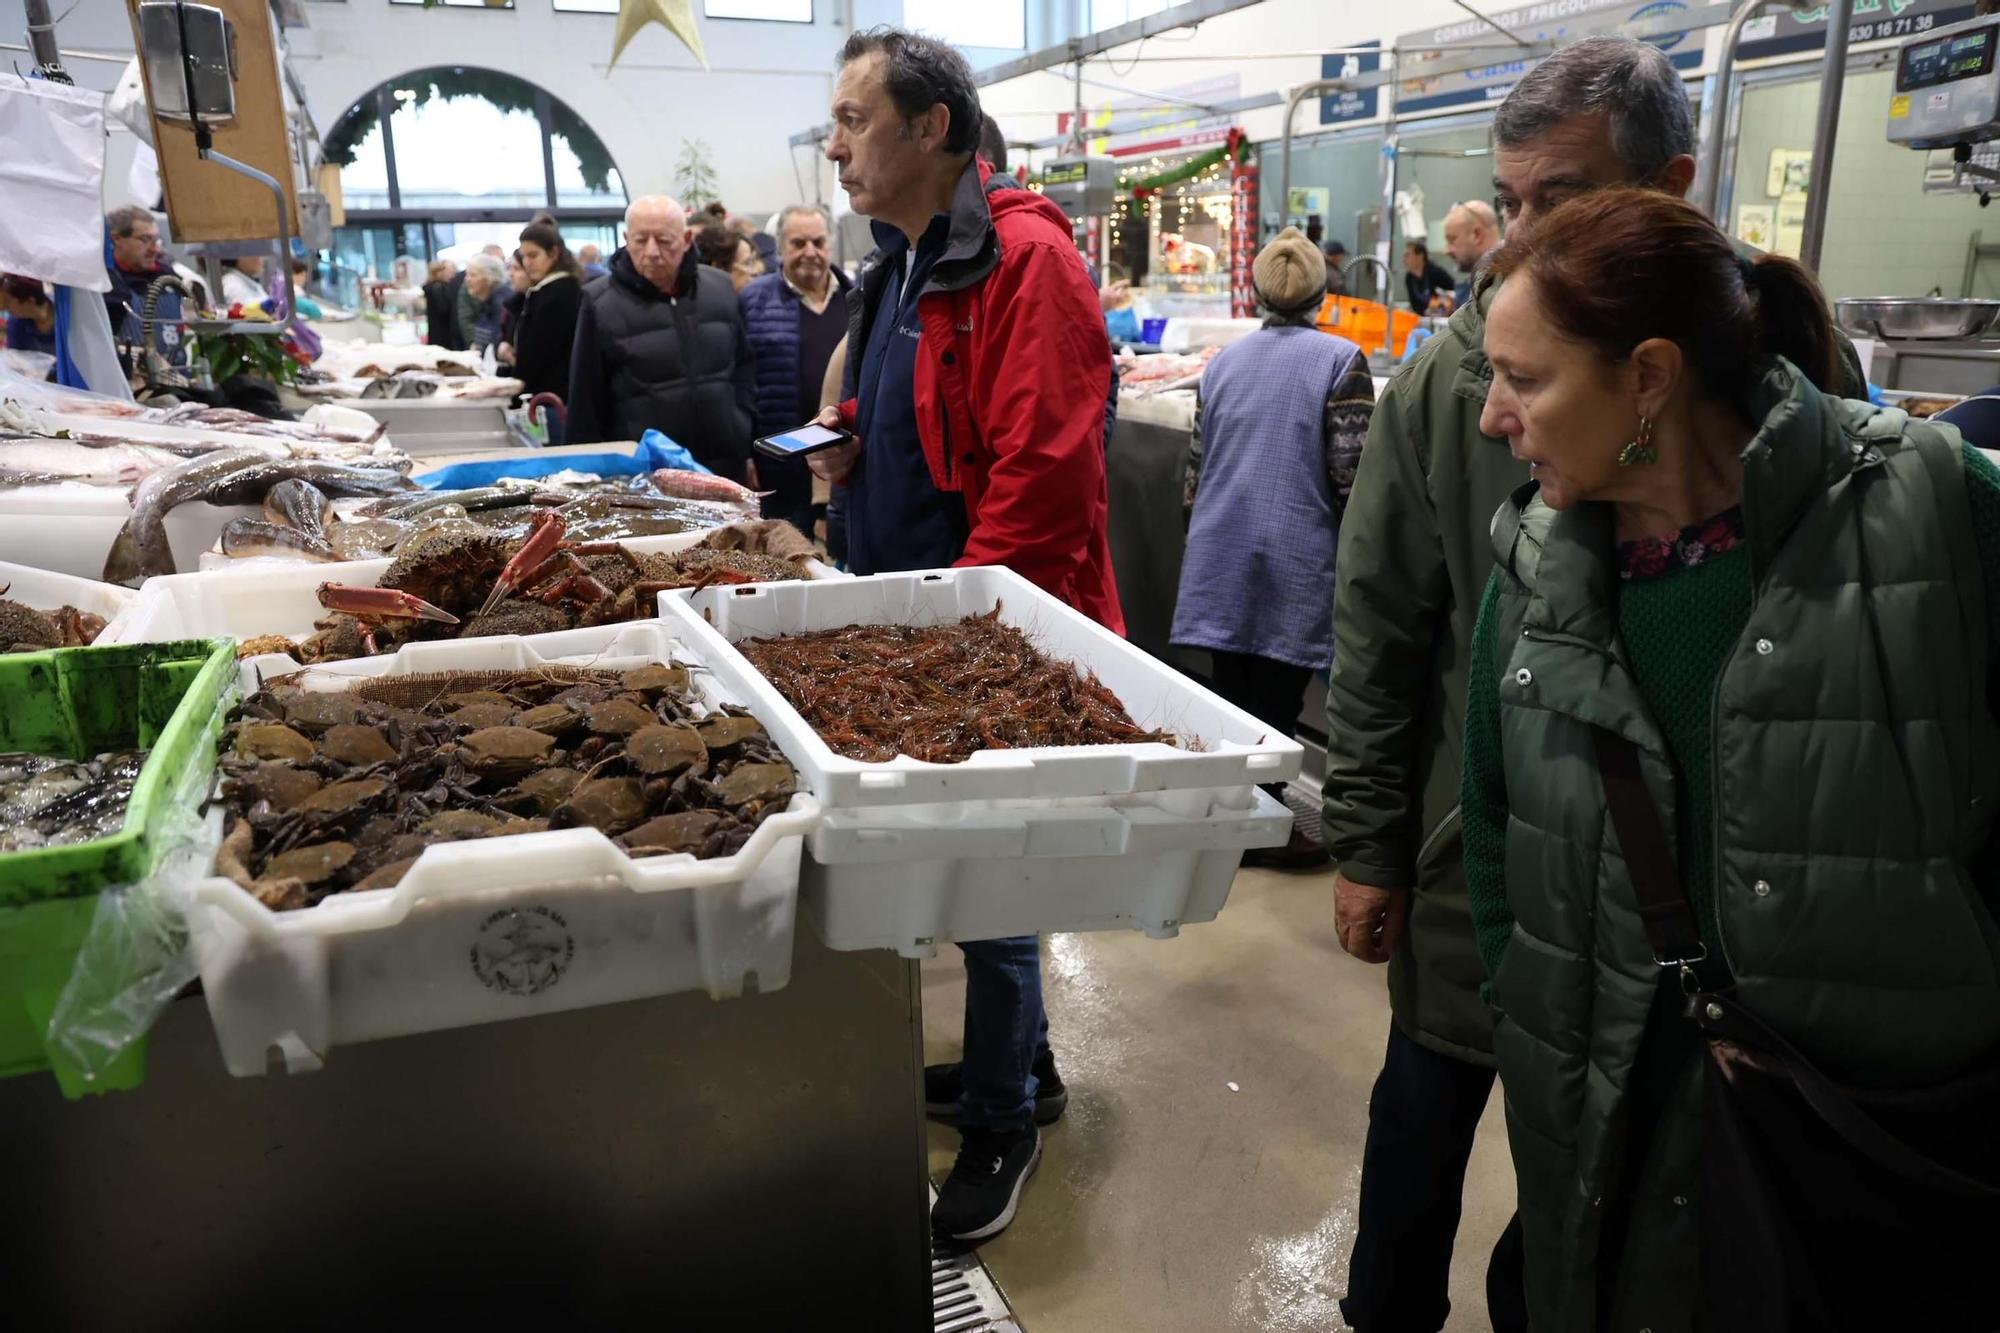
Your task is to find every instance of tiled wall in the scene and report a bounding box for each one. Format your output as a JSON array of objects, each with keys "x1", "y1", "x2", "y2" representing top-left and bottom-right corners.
[{"x1": 1735, "y1": 69, "x2": 2000, "y2": 301}]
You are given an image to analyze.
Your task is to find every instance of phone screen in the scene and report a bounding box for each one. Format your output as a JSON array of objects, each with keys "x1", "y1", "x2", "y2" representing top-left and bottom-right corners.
[{"x1": 759, "y1": 423, "x2": 848, "y2": 455}]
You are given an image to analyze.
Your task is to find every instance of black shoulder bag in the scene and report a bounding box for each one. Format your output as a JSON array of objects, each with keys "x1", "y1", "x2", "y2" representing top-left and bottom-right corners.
[{"x1": 1591, "y1": 727, "x2": 2000, "y2": 1333}]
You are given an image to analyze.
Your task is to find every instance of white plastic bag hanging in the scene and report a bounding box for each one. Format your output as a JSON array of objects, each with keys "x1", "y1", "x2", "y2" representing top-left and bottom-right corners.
[{"x1": 0, "y1": 77, "x2": 111, "y2": 293}]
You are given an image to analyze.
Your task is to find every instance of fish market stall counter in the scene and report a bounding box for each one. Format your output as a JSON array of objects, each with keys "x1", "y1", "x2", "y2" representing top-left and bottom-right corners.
[
  {"x1": 0, "y1": 567, "x2": 1294, "y2": 1324},
  {"x1": 0, "y1": 639, "x2": 931, "y2": 1325}
]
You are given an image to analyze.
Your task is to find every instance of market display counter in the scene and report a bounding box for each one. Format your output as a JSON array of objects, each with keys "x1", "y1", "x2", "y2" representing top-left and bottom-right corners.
[
  {"x1": 0, "y1": 928, "x2": 932, "y2": 1329},
  {"x1": 1106, "y1": 391, "x2": 1205, "y2": 678}
]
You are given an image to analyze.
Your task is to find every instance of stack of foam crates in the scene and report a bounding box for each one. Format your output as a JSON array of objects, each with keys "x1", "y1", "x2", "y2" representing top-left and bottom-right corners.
[{"x1": 660, "y1": 567, "x2": 1298, "y2": 959}]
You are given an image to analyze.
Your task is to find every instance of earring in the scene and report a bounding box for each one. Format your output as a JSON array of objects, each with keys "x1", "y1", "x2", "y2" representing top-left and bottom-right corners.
[{"x1": 1618, "y1": 416, "x2": 1657, "y2": 468}]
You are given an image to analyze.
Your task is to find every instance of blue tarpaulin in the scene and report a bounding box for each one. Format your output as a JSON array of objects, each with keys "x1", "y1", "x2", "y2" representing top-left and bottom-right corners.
[{"x1": 414, "y1": 430, "x2": 713, "y2": 489}]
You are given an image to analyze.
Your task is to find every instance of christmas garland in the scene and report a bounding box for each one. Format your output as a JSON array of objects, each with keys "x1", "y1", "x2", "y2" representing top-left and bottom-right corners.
[
  {"x1": 1126, "y1": 130, "x2": 1252, "y2": 201},
  {"x1": 321, "y1": 66, "x2": 619, "y2": 194}
]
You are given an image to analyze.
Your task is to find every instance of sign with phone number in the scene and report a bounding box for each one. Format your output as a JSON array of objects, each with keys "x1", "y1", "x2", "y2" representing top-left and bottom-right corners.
[{"x1": 1737, "y1": 0, "x2": 1973, "y2": 60}]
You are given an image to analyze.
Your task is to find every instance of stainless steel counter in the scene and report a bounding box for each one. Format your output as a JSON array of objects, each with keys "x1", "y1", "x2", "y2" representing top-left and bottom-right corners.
[{"x1": 0, "y1": 929, "x2": 932, "y2": 1328}]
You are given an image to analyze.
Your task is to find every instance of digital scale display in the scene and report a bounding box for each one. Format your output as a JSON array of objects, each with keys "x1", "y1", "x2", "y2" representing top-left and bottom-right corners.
[{"x1": 1900, "y1": 25, "x2": 1997, "y2": 91}]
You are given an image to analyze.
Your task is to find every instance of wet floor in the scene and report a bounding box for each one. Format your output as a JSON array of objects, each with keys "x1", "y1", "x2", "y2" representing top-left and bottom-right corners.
[{"x1": 921, "y1": 863, "x2": 1516, "y2": 1332}]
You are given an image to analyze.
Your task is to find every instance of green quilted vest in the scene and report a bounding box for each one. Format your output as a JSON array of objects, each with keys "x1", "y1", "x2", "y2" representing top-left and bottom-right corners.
[{"x1": 1486, "y1": 361, "x2": 2000, "y2": 1333}]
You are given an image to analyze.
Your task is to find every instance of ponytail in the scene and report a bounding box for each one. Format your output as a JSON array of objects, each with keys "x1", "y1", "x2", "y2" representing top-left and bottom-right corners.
[{"x1": 1744, "y1": 255, "x2": 1841, "y2": 397}]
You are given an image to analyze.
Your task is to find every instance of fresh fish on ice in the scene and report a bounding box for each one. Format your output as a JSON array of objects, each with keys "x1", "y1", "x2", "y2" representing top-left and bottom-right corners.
[
  {"x1": 0, "y1": 438, "x2": 186, "y2": 486},
  {"x1": 105, "y1": 451, "x2": 419, "y2": 582}
]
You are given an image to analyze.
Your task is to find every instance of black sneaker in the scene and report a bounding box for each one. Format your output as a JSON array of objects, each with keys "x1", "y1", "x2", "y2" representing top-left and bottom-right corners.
[
  {"x1": 925, "y1": 1049, "x2": 1069, "y2": 1126},
  {"x1": 932, "y1": 1125, "x2": 1042, "y2": 1243}
]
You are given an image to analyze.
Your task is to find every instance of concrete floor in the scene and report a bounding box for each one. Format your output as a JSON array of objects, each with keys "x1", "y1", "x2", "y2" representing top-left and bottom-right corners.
[{"x1": 921, "y1": 863, "x2": 1517, "y2": 1333}]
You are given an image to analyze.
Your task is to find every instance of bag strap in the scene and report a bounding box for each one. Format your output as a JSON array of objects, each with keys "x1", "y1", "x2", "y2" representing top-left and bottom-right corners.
[
  {"x1": 1693, "y1": 990, "x2": 2000, "y2": 1199},
  {"x1": 1589, "y1": 727, "x2": 1707, "y2": 972},
  {"x1": 1591, "y1": 725, "x2": 2000, "y2": 1200}
]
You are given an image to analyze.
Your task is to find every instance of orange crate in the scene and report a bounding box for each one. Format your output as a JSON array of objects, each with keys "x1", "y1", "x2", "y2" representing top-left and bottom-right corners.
[{"x1": 1317, "y1": 294, "x2": 1420, "y2": 354}]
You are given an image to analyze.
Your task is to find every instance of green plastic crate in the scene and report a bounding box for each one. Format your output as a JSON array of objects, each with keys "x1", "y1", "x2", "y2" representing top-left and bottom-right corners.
[{"x1": 0, "y1": 639, "x2": 235, "y2": 1096}]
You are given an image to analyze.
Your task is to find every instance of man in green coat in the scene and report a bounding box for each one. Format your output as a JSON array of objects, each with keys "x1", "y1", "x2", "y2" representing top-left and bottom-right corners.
[{"x1": 1327, "y1": 36, "x2": 1744, "y2": 1332}]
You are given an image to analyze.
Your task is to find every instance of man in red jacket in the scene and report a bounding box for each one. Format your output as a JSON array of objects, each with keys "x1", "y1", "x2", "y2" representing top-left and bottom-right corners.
[{"x1": 810, "y1": 26, "x2": 1123, "y2": 1244}]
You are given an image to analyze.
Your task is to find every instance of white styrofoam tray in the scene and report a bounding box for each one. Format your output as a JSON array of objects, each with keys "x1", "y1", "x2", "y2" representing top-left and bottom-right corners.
[
  {"x1": 660, "y1": 566, "x2": 1304, "y2": 808},
  {"x1": 803, "y1": 787, "x2": 1291, "y2": 958},
  {"x1": 0, "y1": 483, "x2": 257, "y2": 584},
  {"x1": 188, "y1": 622, "x2": 820, "y2": 1077},
  {"x1": 0, "y1": 559, "x2": 136, "y2": 628},
  {"x1": 110, "y1": 531, "x2": 727, "y2": 655}
]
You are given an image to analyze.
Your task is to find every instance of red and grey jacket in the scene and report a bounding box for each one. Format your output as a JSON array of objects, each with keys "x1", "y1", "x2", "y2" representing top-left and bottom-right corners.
[{"x1": 838, "y1": 159, "x2": 1124, "y2": 635}]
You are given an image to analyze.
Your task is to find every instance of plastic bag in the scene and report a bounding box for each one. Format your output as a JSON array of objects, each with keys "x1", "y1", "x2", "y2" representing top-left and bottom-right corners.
[
  {"x1": 43, "y1": 802, "x2": 218, "y2": 1090},
  {"x1": 638, "y1": 428, "x2": 715, "y2": 475},
  {"x1": 412, "y1": 429, "x2": 712, "y2": 489},
  {"x1": 0, "y1": 78, "x2": 110, "y2": 293}
]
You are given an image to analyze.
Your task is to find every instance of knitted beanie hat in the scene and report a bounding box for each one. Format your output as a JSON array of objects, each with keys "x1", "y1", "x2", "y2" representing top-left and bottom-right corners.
[{"x1": 1252, "y1": 227, "x2": 1327, "y2": 315}]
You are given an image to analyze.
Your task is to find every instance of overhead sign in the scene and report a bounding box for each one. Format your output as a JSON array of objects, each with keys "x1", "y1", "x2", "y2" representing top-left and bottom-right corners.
[
  {"x1": 1737, "y1": 0, "x2": 1973, "y2": 61},
  {"x1": 1057, "y1": 75, "x2": 1242, "y2": 159},
  {"x1": 1394, "y1": 0, "x2": 1700, "y2": 117},
  {"x1": 1319, "y1": 42, "x2": 1382, "y2": 125}
]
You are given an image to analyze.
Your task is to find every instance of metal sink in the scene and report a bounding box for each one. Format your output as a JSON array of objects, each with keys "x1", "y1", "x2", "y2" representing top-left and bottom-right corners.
[{"x1": 1835, "y1": 298, "x2": 2000, "y2": 341}]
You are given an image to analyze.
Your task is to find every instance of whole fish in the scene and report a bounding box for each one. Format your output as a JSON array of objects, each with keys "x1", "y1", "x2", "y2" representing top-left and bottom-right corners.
[
  {"x1": 221, "y1": 518, "x2": 338, "y2": 562},
  {"x1": 103, "y1": 448, "x2": 270, "y2": 584},
  {"x1": 202, "y1": 459, "x2": 417, "y2": 509},
  {"x1": 105, "y1": 451, "x2": 419, "y2": 582},
  {"x1": 0, "y1": 437, "x2": 186, "y2": 487},
  {"x1": 264, "y1": 479, "x2": 333, "y2": 543},
  {"x1": 359, "y1": 487, "x2": 516, "y2": 521},
  {"x1": 649, "y1": 468, "x2": 764, "y2": 509}
]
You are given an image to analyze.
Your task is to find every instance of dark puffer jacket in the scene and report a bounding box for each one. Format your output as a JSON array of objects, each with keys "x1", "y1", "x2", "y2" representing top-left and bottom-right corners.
[
  {"x1": 739, "y1": 266, "x2": 852, "y2": 438},
  {"x1": 565, "y1": 247, "x2": 757, "y2": 473}
]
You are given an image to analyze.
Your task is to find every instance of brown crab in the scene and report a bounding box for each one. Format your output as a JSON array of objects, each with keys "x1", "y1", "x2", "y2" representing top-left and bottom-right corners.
[
  {"x1": 311, "y1": 512, "x2": 643, "y2": 656},
  {"x1": 0, "y1": 587, "x2": 108, "y2": 653}
]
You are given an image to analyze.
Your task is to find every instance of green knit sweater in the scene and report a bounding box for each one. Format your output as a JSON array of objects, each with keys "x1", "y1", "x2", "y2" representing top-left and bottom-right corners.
[{"x1": 1463, "y1": 441, "x2": 2000, "y2": 984}]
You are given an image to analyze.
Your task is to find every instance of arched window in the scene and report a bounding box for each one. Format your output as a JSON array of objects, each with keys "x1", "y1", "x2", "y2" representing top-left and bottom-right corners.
[
  {"x1": 323, "y1": 66, "x2": 624, "y2": 214},
  {"x1": 319, "y1": 68, "x2": 625, "y2": 298}
]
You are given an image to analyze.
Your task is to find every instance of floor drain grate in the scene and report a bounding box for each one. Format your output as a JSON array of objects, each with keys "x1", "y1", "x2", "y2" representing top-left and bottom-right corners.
[
  {"x1": 1282, "y1": 782, "x2": 1323, "y2": 844},
  {"x1": 929, "y1": 1190, "x2": 1022, "y2": 1332}
]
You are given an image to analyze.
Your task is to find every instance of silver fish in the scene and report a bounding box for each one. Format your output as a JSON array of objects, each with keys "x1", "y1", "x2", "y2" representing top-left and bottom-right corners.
[
  {"x1": 263, "y1": 479, "x2": 333, "y2": 542},
  {"x1": 221, "y1": 518, "x2": 338, "y2": 562},
  {"x1": 0, "y1": 749, "x2": 147, "y2": 852},
  {"x1": 0, "y1": 438, "x2": 186, "y2": 486}
]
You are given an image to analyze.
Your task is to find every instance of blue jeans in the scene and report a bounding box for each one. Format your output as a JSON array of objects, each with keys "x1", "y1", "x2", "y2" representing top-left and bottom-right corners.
[
  {"x1": 1340, "y1": 1026, "x2": 1507, "y2": 1333},
  {"x1": 955, "y1": 936, "x2": 1046, "y2": 1130}
]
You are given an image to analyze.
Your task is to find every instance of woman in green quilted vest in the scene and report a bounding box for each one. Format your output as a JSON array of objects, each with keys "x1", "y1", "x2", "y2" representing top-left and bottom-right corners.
[{"x1": 1461, "y1": 189, "x2": 2000, "y2": 1331}]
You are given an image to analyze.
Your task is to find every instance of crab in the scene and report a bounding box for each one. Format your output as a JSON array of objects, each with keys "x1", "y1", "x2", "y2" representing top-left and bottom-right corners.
[
  {"x1": 0, "y1": 587, "x2": 108, "y2": 653},
  {"x1": 468, "y1": 509, "x2": 639, "y2": 619},
  {"x1": 313, "y1": 512, "x2": 643, "y2": 656},
  {"x1": 311, "y1": 583, "x2": 462, "y2": 656}
]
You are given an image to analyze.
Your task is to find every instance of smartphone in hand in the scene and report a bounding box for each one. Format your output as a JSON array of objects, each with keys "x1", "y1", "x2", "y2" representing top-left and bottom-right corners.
[{"x1": 754, "y1": 422, "x2": 854, "y2": 461}]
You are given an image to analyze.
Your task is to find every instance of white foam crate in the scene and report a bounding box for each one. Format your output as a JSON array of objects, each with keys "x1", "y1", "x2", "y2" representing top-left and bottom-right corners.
[
  {"x1": 802, "y1": 787, "x2": 1292, "y2": 958},
  {"x1": 0, "y1": 560, "x2": 136, "y2": 627},
  {"x1": 660, "y1": 566, "x2": 1304, "y2": 809},
  {"x1": 108, "y1": 531, "x2": 743, "y2": 654},
  {"x1": 0, "y1": 484, "x2": 256, "y2": 584},
  {"x1": 187, "y1": 622, "x2": 820, "y2": 1077}
]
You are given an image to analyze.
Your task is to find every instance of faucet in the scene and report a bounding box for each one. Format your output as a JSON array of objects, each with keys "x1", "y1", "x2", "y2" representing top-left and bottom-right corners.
[{"x1": 1336, "y1": 255, "x2": 1397, "y2": 366}]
